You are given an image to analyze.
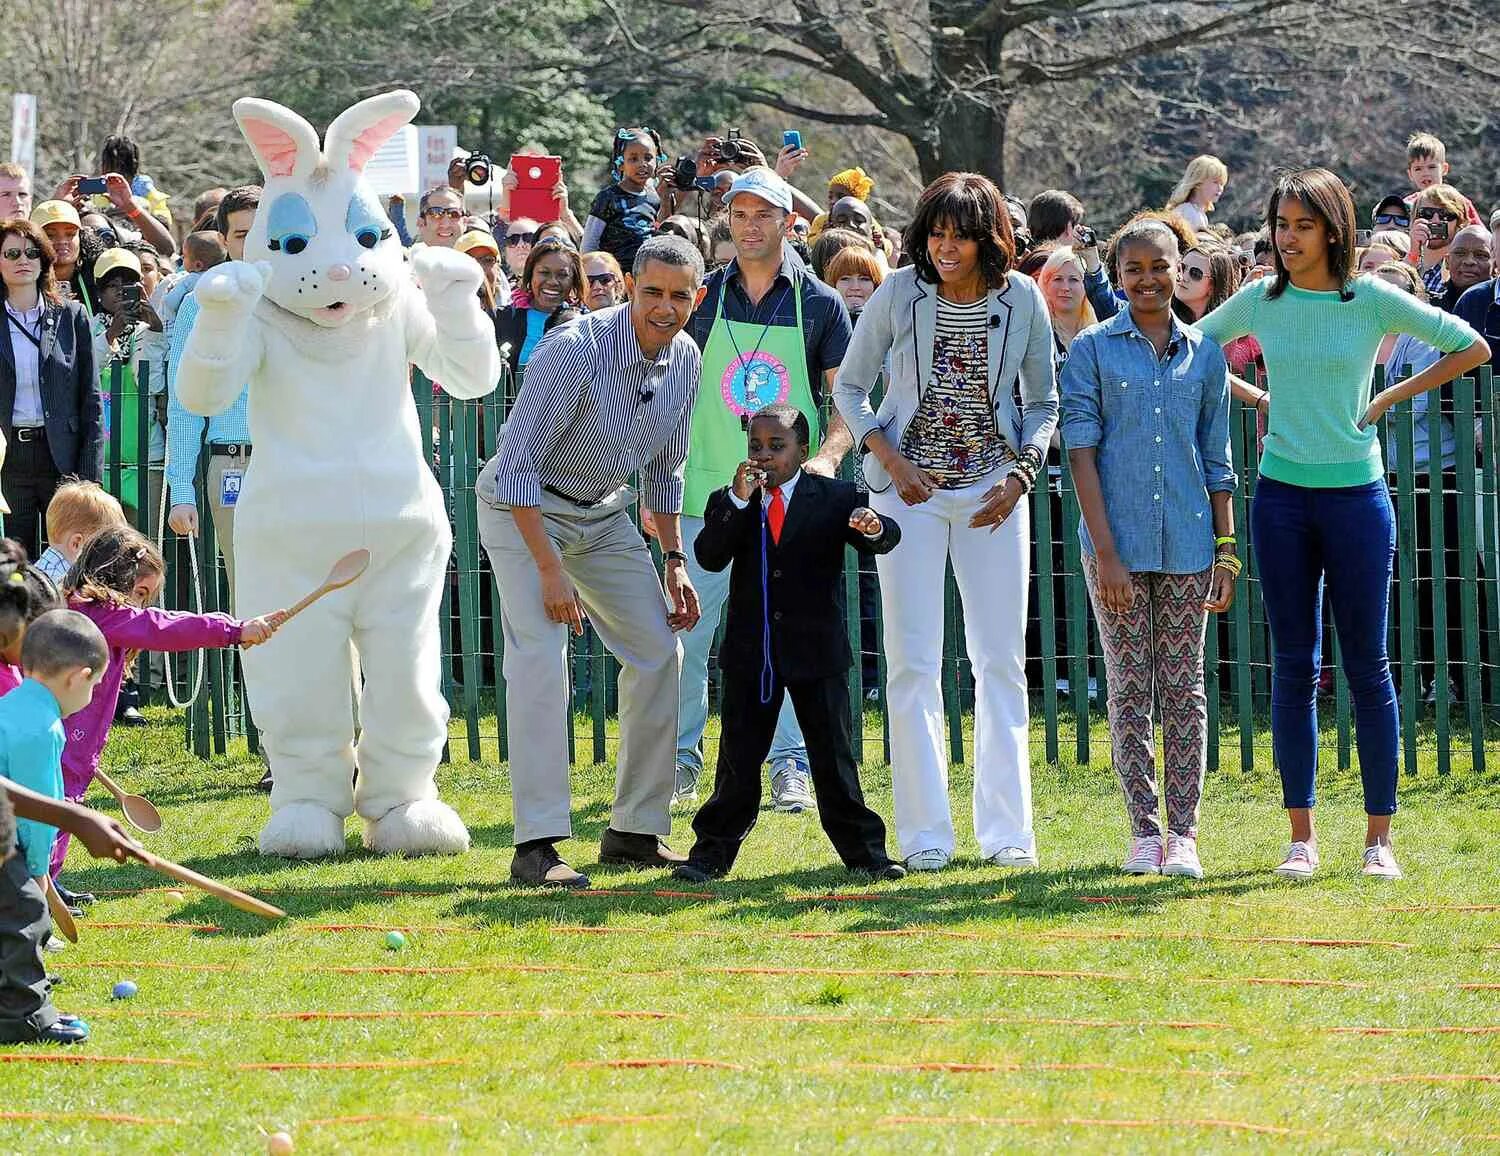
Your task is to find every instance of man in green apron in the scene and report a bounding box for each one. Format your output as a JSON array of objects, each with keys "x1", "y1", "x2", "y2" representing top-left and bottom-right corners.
[{"x1": 673, "y1": 166, "x2": 855, "y2": 812}]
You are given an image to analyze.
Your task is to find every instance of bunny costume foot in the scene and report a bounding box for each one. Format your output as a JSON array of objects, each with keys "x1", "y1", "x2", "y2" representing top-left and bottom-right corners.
[{"x1": 176, "y1": 90, "x2": 499, "y2": 859}]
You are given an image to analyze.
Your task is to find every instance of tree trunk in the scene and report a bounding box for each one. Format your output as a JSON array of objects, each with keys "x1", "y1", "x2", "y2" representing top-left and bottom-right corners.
[{"x1": 926, "y1": 25, "x2": 1010, "y2": 189}]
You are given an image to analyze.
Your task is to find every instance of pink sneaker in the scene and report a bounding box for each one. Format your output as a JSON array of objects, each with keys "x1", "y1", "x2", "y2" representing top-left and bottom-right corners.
[
  {"x1": 1274, "y1": 841, "x2": 1319, "y2": 879},
  {"x1": 1162, "y1": 834, "x2": 1203, "y2": 879},
  {"x1": 1362, "y1": 843, "x2": 1402, "y2": 879},
  {"x1": 1121, "y1": 834, "x2": 1163, "y2": 875}
]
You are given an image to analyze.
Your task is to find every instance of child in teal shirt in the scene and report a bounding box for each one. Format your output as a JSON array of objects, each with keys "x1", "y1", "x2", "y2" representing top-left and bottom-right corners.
[{"x1": 0, "y1": 609, "x2": 108, "y2": 1044}]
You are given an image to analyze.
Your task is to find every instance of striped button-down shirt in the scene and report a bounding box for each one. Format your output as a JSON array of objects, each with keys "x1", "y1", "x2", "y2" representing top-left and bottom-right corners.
[{"x1": 488, "y1": 304, "x2": 702, "y2": 513}]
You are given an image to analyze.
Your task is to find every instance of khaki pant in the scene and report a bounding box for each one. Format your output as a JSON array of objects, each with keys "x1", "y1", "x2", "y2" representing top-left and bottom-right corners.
[
  {"x1": 478, "y1": 479, "x2": 680, "y2": 846},
  {"x1": 204, "y1": 454, "x2": 241, "y2": 607}
]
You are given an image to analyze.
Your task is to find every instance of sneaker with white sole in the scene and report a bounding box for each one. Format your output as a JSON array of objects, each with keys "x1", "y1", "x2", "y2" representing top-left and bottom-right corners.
[
  {"x1": 988, "y1": 846, "x2": 1038, "y2": 868},
  {"x1": 1274, "y1": 841, "x2": 1319, "y2": 879},
  {"x1": 672, "y1": 764, "x2": 700, "y2": 807},
  {"x1": 905, "y1": 848, "x2": 951, "y2": 872},
  {"x1": 1121, "y1": 834, "x2": 1163, "y2": 875},
  {"x1": 1361, "y1": 843, "x2": 1403, "y2": 879},
  {"x1": 1161, "y1": 834, "x2": 1203, "y2": 879},
  {"x1": 769, "y1": 760, "x2": 815, "y2": 813}
]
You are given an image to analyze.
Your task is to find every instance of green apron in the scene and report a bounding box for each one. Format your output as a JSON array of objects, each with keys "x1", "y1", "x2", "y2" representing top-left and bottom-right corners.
[{"x1": 684, "y1": 276, "x2": 819, "y2": 518}]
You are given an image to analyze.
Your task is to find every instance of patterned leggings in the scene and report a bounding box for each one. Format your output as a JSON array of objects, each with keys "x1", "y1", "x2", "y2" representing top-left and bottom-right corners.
[{"x1": 1081, "y1": 554, "x2": 1212, "y2": 838}]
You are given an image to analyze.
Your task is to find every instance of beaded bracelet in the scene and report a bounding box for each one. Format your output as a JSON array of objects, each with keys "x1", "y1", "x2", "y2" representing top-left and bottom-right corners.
[
  {"x1": 1212, "y1": 554, "x2": 1244, "y2": 578},
  {"x1": 1010, "y1": 452, "x2": 1041, "y2": 496}
]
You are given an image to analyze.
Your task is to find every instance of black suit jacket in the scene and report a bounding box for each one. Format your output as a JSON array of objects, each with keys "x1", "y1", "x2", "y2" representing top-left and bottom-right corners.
[
  {"x1": 0, "y1": 299, "x2": 101, "y2": 479},
  {"x1": 695, "y1": 471, "x2": 899, "y2": 680}
]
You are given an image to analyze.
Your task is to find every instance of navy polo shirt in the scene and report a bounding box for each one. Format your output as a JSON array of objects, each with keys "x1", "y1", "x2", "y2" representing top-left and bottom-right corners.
[{"x1": 686, "y1": 245, "x2": 853, "y2": 401}]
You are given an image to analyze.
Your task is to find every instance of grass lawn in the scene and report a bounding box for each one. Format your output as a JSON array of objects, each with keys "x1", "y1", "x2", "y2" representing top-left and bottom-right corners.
[{"x1": 5, "y1": 711, "x2": 1499, "y2": 1154}]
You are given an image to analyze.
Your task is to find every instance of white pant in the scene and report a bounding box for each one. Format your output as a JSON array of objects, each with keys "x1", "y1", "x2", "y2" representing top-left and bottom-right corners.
[{"x1": 872, "y1": 470, "x2": 1034, "y2": 859}]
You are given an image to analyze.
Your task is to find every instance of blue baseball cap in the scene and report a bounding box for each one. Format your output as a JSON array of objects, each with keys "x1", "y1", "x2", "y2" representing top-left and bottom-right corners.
[{"x1": 724, "y1": 167, "x2": 793, "y2": 214}]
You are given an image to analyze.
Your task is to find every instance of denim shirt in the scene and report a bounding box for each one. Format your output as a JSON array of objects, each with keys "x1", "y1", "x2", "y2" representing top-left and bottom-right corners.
[{"x1": 1059, "y1": 307, "x2": 1235, "y2": 574}]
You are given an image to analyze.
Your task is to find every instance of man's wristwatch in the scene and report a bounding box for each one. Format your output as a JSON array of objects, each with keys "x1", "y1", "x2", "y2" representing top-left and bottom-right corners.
[{"x1": 663, "y1": 549, "x2": 688, "y2": 564}]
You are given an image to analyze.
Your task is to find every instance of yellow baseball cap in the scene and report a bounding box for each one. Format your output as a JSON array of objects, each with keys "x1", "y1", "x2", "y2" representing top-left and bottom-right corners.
[
  {"x1": 455, "y1": 229, "x2": 499, "y2": 257},
  {"x1": 93, "y1": 247, "x2": 142, "y2": 283},
  {"x1": 31, "y1": 200, "x2": 81, "y2": 230}
]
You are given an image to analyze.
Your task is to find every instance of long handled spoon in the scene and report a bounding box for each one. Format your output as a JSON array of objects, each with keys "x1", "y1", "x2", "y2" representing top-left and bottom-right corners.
[
  {"x1": 269, "y1": 549, "x2": 371, "y2": 632},
  {"x1": 44, "y1": 878, "x2": 79, "y2": 943},
  {"x1": 134, "y1": 850, "x2": 286, "y2": 920},
  {"x1": 94, "y1": 768, "x2": 162, "y2": 833}
]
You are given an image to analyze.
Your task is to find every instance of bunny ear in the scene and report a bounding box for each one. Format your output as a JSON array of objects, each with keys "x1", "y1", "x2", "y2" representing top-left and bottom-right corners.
[
  {"x1": 323, "y1": 90, "x2": 420, "y2": 176},
  {"x1": 233, "y1": 98, "x2": 321, "y2": 181}
]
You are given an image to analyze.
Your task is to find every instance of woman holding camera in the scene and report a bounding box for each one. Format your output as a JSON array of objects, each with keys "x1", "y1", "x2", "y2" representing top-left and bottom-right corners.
[
  {"x1": 0, "y1": 218, "x2": 100, "y2": 556},
  {"x1": 833, "y1": 172, "x2": 1058, "y2": 873}
]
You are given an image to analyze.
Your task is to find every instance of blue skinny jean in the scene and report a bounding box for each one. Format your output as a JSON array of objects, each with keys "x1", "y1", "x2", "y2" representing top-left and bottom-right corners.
[{"x1": 1249, "y1": 477, "x2": 1399, "y2": 815}]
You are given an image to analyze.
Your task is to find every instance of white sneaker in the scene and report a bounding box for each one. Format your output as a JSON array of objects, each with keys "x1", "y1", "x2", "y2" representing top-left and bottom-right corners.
[
  {"x1": 905, "y1": 848, "x2": 951, "y2": 872},
  {"x1": 1362, "y1": 843, "x2": 1403, "y2": 879},
  {"x1": 1161, "y1": 834, "x2": 1203, "y2": 879},
  {"x1": 988, "y1": 846, "x2": 1038, "y2": 868},
  {"x1": 671, "y1": 764, "x2": 699, "y2": 807},
  {"x1": 1274, "y1": 841, "x2": 1319, "y2": 879},
  {"x1": 769, "y1": 760, "x2": 815, "y2": 813},
  {"x1": 1121, "y1": 834, "x2": 1163, "y2": 875}
]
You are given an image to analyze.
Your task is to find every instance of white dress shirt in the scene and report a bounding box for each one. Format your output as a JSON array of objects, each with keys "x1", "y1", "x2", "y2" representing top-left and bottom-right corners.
[{"x1": 6, "y1": 303, "x2": 44, "y2": 427}]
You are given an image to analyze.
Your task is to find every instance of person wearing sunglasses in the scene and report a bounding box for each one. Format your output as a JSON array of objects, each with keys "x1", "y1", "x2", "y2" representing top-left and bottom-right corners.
[
  {"x1": 1371, "y1": 193, "x2": 1410, "y2": 233},
  {"x1": 493, "y1": 238, "x2": 584, "y2": 399},
  {"x1": 501, "y1": 217, "x2": 539, "y2": 283},
  {"x1": 417, "y1": 186, "x2": 464, "y2": 248},
  {"x1": 582, "y1": 251, "x2": 624, "y2": 312},
  {"x1": 0, "y1": 218, "x2": 100, "y2": 558},
  {"x1": 1408, "y1": 184, "x2": 1468, "y2": 297}
]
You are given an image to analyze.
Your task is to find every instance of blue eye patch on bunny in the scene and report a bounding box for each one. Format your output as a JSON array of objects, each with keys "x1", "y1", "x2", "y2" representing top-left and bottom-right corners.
[
  {"x1": 265, "y1": 191, "x2": 391, "y2": 255},
  {"x1": 266, "y1": 193, "x2": 318, "y2": 254},
  {"x1": 346, "y1": 190, "x2": 392, "y2": 249}
]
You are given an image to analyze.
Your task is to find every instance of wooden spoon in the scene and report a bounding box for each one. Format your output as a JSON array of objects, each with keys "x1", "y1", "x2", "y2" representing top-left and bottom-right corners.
[
  {"x1": 44, "y1": 877, "x2": 79, "y2": 943},
  {"x1": 94, "y1": 768, "x2": 162, "y2": 833},
  {"x1": 267, "y1": 549, "x2": 372, "y2": 633},
  {"x1": 134, "y1": 850, "x2": 285, "y2": 920}
]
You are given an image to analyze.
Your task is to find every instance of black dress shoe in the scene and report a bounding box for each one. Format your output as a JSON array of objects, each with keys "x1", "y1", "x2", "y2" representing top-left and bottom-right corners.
[
  {"x1": 671, "y1": 861, "x2": 724, "y2": 884},
  {"x1": 32, "y1": 1019, "x2": 89, "y2": 1044},
  {"x1": 510, "y1": 843, "x2": 590, "y2": 889},
  {"x1": 47, "y1": 975, "x2": 63, "y2": 988},
  {"x1": 256, "y1": 765, "x2": 274, "y2": 792},
  {"x1": 598, "y1": 828, "x2": 688, "y2": 868},
  {"x1": 851, "y1": 860, "x2": 908, "y2": 881},
  {"x1": 114, "y1": 705, "x2": 149, "y2": 728},
  {"x1": 54, "y1": 883, "x2": 94, "y2": 908}
]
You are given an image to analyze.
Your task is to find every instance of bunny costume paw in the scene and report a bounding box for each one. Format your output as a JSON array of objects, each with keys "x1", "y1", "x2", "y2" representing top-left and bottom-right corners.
[{"x1": 176, "y1": 90, "x2": 500, "y2": 860}]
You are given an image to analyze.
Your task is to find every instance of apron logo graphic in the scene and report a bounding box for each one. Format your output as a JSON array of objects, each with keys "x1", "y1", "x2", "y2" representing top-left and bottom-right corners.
[{"x1": 721, "y1": 352, "x2": 791, "y2": 416}]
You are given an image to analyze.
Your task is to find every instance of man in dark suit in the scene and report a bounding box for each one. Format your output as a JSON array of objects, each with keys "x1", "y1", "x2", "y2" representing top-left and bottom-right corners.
[
  {"x1": 674, "y1": 403, "x2": 904, "y2": 882},
  {"x1": 1, "y1": 218, "x2": 101, "y2": 558}
]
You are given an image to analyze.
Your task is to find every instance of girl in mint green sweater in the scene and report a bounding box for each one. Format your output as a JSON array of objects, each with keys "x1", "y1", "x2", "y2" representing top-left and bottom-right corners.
[{"x1": 1197, "y1": 168, "x2": 1487, "y2": 882}]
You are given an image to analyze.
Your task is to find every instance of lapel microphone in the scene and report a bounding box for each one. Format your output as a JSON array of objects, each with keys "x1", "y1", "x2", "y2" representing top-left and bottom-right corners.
[
  {"x1": 988, "y1": 315, "x2": 1001, "y2": 328},
  {"x1": 638, "y1": 385, "x2": 655, "y2": 404}
]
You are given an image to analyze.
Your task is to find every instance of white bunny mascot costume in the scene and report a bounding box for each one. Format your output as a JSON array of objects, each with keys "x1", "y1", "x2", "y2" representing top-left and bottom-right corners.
[{"x1": 177, "y1": 90, "x2": 499, "y2": 858}]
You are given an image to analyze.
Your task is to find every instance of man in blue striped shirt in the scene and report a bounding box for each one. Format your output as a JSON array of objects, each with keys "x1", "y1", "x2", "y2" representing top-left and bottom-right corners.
[{"x1": 477, "y1": 235, "x2": 707, "y2": 888}]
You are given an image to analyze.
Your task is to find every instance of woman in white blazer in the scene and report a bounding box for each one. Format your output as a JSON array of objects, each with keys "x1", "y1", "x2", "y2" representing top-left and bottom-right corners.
[{"x1": 833, "y1": 173, "x2": 1058, "y2": 871}]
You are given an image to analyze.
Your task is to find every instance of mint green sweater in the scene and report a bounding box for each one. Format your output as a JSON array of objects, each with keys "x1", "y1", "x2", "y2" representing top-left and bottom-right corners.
[{"x1": 1197, "y1": 275, "x2": 1480, "y2": 487}]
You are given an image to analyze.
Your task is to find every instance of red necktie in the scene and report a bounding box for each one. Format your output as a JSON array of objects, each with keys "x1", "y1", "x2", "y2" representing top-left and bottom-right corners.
[{"x1": 766, "y1": 485, "x2": 785, "y2": 545}]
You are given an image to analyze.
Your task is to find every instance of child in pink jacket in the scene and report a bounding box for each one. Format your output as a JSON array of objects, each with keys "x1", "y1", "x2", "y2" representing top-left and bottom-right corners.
[{"x1": 50, "y1": 526, "x2": 277, "y2": 878}]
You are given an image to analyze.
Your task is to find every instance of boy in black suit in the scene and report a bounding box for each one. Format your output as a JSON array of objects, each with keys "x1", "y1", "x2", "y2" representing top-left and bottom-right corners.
[{"x1": 674, "y1": 404, "x2": 904, "y2": 882}]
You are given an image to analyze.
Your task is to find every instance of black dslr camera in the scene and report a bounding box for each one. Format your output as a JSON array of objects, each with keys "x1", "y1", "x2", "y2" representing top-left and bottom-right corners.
[{"x1": 463, "y1": 151, "x2": 492, "y2": 186}]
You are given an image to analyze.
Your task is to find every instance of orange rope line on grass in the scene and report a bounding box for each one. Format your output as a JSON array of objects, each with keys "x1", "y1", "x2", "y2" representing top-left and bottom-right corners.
[
  {"x1": 304, "y1": 1114, "x2": 455, "y2": 1126},
  {"x1": 876, "y1": 1114, "x2": 1308, "y2": 1136},
  {"x1": 238, "y1": 1058, "x2": 466, "y2": 1071},
  {"x1": 0, "y1": 1111, "x2": 181, "y2": 1126},
  {"x1": 568, "y1": 1058, "x2": 744, "y2": 1070},
  {"x1": 0, "y1": 1054, "x2": 196, "y2": 1067},
  {"x1": 828, "y1": 1061, "x2": 1249, "y2": 1078}
]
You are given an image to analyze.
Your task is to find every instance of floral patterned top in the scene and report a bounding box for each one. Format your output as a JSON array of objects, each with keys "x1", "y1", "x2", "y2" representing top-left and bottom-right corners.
[{"x1": 901, "y1": 294, "x2": 1012, "y2": 487}]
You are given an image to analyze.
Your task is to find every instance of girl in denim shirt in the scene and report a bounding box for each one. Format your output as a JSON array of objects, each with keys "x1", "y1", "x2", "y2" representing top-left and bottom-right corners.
[{"x1": 1060, "y1": 219, "x2": 1237, "y2": 879}]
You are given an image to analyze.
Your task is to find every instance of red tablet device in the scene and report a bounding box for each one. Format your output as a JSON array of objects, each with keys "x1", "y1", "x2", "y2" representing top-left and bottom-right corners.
[{"x1": 509, "y1": 155, "x2": 563, "y2": 223}]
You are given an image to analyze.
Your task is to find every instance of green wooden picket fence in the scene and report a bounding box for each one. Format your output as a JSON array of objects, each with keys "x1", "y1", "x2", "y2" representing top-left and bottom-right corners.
[{"x1": 119, "y1": 359, "x2": 1500, "y2": 773}]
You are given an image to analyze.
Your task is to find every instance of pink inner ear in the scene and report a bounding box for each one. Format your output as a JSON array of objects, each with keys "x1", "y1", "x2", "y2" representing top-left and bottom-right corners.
[
  {"x1": 243, "y1": 118, "x2": 302, "y2": 178},
  {"x1": 346, "y1": 111, "x2": 409, "y2": 173}
]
